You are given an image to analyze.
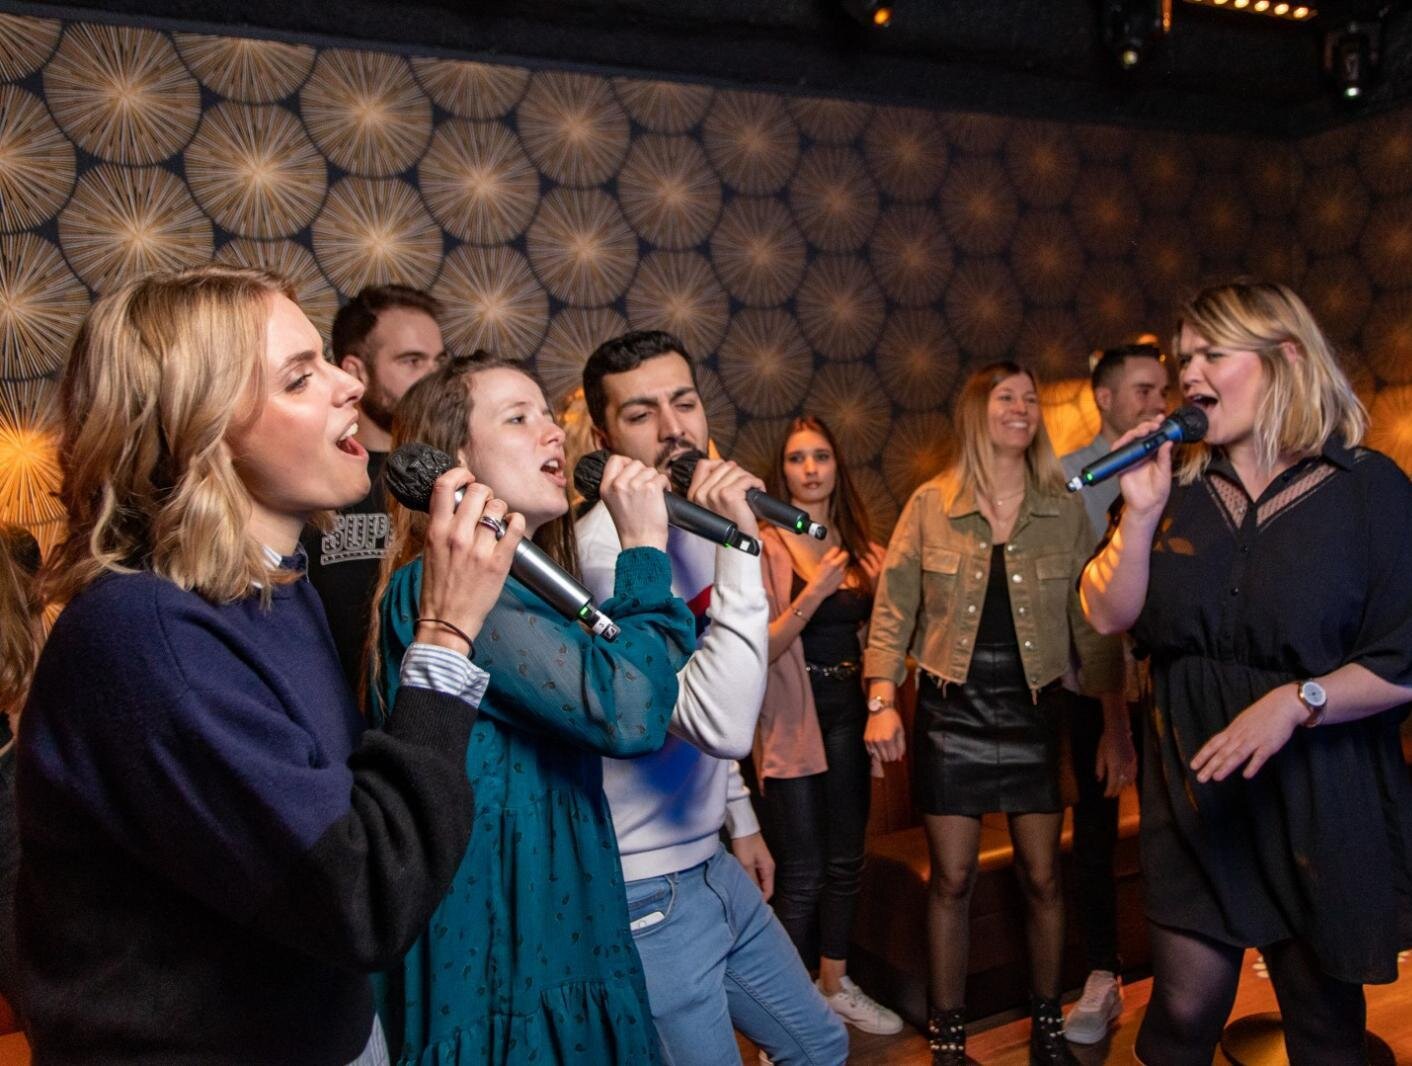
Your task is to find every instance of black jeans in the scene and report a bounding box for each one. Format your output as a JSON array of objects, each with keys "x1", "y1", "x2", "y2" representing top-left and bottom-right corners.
[
  {"x1": 1067, "y1": 693, "x2": 1144, "y2": 974},
  {"x1": 757, "y1": 675, "x2": 871, "y2": 967}
]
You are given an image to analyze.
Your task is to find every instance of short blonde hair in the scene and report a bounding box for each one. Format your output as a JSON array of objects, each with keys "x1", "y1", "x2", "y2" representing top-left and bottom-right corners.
[
  {"x1": 949, "y1": 360, "x2": 1066, "y2": 503},
  {"x1": 1174, "y1": 281, "x2": 1367, "y2": 484},
  {"x1": 47, "y1": 265, "x2": 301, "y2": 606}
]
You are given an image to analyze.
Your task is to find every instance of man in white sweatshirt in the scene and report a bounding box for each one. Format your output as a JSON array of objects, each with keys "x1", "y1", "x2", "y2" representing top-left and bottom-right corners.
[{"x1": 577, "y1": 331, "x2": 848, "y2": 1066}]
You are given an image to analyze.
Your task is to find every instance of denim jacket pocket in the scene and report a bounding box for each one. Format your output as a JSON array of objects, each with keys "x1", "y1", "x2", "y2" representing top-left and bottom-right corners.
[{"x1": 921, "y1": 546, "x2": 962, "y2": 624}]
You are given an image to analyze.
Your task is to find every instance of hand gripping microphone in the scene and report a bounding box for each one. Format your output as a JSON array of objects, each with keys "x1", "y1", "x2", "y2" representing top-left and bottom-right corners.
[
  {"x1": 572, "y1": 450, "x2": 761, "y2": 556},
  {"x1": 668, "y1": 449, "x2": 827, "y2": 539},
  {"x1": 1065, "y1": 406, "x2": 1208, "y2": 493},
  {"x1": 385, "y1": 443, "x2": 620, "y2": 641}
]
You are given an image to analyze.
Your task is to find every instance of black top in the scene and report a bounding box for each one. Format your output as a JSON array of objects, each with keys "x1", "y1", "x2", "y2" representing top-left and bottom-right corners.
[
  {"x1": 791, "y1": 570, "x2": 871, "y2": 664},
  {"x1": 17, "y1": 566, "x2": 479, "y2": 1064},
  {"x1": 975, "y1": 543, "x2": 1017, "y2": 646},
  {"x1": 1123, "y1": 437, "x2": 1412, "y2": 983},
  {"x1": 300, "y1": 450, "x2": 389, "y2": 694}
]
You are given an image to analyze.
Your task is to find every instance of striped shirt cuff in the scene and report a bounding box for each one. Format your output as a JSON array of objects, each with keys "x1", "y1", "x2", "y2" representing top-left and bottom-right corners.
[{"x1": 399, "y1": 643, "x2": 490, "y2": 710}]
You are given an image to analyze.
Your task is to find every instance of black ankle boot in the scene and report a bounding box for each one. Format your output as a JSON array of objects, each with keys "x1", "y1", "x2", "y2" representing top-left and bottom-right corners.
[
  {"x1": 1029, "y1": 994, "x2": 1078, "y2": 1065},
  {"x1": 927, "y1": 1006, "x2": 967, "y2": 1066}
]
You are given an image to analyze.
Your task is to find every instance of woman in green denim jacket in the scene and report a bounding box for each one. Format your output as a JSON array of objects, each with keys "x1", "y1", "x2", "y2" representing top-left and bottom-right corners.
[{"x1": 862, "y1": 361, "x2": 1122, "y2": 1066}]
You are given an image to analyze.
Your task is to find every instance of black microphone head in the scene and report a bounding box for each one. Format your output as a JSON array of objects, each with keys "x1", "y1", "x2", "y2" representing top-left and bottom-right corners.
[
  {"x1": 1171, "y1": 405, "x2": 1209, "y2": 443},
  {"x1": 667, "y1": 449, "x2": 708, "y2": 496},
  {"x1": 572, "y1": 450, "x2": 611, "y2": 504},
  {"x1": 385, "y1": 442, "x2": 456, "y2": 513}
]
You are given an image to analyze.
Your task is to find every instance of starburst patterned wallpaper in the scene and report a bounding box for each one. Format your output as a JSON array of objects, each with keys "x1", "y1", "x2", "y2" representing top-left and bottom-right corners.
[{"x1": 3, "y1": 10, "x2": 1412, "y2": 555}]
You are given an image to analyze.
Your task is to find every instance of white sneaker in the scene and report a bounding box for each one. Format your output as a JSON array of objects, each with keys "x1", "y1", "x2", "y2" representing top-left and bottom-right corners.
[
  {"x1": 1063, "y1": 969, "x2": 1123, "y2": 1044},
  {"x1": 817, "y1": 974, "x2": 904, "y2": 1035}
]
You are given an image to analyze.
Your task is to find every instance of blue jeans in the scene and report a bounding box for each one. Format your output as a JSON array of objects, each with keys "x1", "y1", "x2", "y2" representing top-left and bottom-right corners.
[{"x1": 624, "y1": 846, "x2": 848, "y2": 1066}]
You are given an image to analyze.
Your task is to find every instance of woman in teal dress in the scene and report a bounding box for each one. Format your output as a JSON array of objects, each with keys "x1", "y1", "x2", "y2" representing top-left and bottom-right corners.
[{"x1": 371, "y1": 352, "x2": 694, "y2": 1065}]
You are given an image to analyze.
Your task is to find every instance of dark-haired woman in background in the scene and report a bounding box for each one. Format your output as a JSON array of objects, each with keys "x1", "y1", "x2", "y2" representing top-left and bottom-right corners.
[
  {"x1": 865, "y1": 362, "x2": 1123, "y2": 1066},
  {"x1": 1081, "y1": 281, "x2": 1412, "y2": 1065},
  {"x1": 754, "y1": 417, "x2": 901, "y2": 1037},
  {"x1": 371, "y1": 352, "x2": 695, "y2": 1066}
]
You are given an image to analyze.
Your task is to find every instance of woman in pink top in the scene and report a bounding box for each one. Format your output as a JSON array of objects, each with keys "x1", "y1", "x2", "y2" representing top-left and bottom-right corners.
[{"x1": 754, "y1": 416, "x2": 900, "y2": 1037}]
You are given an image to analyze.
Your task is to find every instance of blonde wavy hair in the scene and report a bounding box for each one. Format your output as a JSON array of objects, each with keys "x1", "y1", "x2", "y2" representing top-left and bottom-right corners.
[
  {"x1": 1, "y1": 526, "x2": 43, "y2": 719},
  {"x1": 1173, "y1": 280, "x2": 1367, "y2": 484},
  {"x1": 947, "y1": 360, "x2": 1066, "y2": 504},
  {"x1": 45, "y1": 265, "x2": 304, "y2": 607}
]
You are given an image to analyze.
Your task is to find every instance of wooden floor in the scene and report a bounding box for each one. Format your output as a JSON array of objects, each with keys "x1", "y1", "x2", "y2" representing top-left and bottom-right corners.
[
  {"x1": 1, "y1": 951, "x2": 1405, "y2": 1064},
  {"x1": 738, "y1": 950, "x2": 1412, "y2": 1064}
]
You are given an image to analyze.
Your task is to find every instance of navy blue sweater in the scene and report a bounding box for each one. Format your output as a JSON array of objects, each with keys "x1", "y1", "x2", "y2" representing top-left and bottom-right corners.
[{"x1": 17, "y1": 569, "x2": 478, "y2": 1065}]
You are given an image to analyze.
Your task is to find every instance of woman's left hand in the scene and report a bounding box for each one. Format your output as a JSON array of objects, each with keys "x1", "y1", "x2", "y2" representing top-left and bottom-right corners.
[
  {"x1": 1190, "y1": 685, "x2": 1306, "y2": 783},
  {"x1": 860, "y1": 544, "x2": 886, "y2": 584}
]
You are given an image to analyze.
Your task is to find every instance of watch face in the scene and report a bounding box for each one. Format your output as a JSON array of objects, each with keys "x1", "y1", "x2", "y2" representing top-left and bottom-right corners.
[{"x1": 1300, "y1": 680, "x2": 1327, "y2": 707}]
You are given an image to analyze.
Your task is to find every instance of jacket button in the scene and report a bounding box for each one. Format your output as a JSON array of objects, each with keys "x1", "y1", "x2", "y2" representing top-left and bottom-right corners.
[
  {"x1": 978, "y1": 541, "x2": 987, "y2": 549},
  {"x1": 1012, "y1": 573, "x2": 1023, "y2": 583},
  {"x1": 967, "y1": 604, "x2": 976, "y2": 613},
  {"x1": 975, "y1": 571, "x2": 983, "y2": 580},
  {"x1": 1007, "y1": 543, "x2": 1016, "y2": 552},
  {"x1": 960, "y1": 637, "x2": 969, "y2": 646},
  {"x1": 1024, "y1": 639, "x2": 1033, "y2": 649},
  {"x1": 1018, "y1": 606, "x2": 1027, "y2": 615}
]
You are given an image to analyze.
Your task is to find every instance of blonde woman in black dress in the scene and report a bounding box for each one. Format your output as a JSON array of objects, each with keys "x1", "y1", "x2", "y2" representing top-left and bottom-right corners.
[{"x1": 1081, "y1": 281, "x2": 1412, "y2": 1065}]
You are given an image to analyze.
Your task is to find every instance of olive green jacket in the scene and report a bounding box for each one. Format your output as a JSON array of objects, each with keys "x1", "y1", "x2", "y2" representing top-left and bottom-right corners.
[{"x1": 863, "y1": 473, "x2": 1122, "y2": 697}]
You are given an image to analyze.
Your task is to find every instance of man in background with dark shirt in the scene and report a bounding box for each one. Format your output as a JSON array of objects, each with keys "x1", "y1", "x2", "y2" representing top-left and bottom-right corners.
[{"x1": 301, "y1": 285, "x2": 448, "y2": 692}]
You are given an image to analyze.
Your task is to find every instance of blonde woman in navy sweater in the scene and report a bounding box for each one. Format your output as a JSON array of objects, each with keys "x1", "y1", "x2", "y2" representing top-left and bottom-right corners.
[{"x1": 17, "y1": 265, "x2": 520, "y2": 1065}]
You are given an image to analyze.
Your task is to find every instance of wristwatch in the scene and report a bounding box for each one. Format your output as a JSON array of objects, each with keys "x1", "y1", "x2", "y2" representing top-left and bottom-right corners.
[
  {"x1": 1295, "y1": 679, "x2": 1327, "y2": 728},
  {"x1": 866, "y1": 695, "x2": 894, "y2": 715}
]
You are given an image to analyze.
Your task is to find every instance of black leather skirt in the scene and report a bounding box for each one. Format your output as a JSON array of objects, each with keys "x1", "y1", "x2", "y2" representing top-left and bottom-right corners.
[{"x1": 912, "y1": 641, "x2": 1062, "y2": 817}]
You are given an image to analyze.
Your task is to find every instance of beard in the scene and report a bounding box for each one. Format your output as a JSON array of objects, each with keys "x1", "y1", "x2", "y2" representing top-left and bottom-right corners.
[
  {"x1": 360, "y1": 375, "x2": 398, "y2": 433},
  {"x1": 652, "y1": 436, "x2": 701, "y2": 471}
]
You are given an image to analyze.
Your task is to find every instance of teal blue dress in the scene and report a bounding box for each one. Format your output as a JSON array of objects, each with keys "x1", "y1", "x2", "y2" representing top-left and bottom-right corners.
[{"x1": 373, "y1": 547, "x2": 694, "y2": 1065}]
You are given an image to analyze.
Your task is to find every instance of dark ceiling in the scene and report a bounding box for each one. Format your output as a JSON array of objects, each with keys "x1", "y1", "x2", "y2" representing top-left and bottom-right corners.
[{"x1": 23, "y1": 0, "x2": 1412, "y2": 136}]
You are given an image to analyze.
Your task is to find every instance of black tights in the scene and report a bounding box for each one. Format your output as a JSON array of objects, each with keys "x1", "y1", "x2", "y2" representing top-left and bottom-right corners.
[
  {"x1": 923, "y1": 811, "x2": 1066, "y2": 1010},
  {"x1": 1136, "y1": 923, "x2": 1368, "y2": 1066}
]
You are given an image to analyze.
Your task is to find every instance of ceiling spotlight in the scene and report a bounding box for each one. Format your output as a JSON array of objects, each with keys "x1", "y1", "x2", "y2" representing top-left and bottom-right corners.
[
  {"x1": 1325, "y1": 21, "x2": 1381, "y2": 104},
  {"x1": 1101, "y1": 0, "x2": 1173, "y2": 71},
  {"x1": 841, "y1": 0, "x2": 893, "y2": 27},
  {"x1": 1183, "y1": 0, "x2": 1315, "y2": 16}
]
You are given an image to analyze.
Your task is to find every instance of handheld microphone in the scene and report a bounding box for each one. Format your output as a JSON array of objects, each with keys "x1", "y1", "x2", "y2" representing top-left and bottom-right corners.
[
  {"x1": 572, "y1": 450, "x2": 761, "y2": 556},
  {"x1": 668, "y1": 450, "x2": 827, "y2": 540},
  {"x1": 385, "y1": 443, "x2": 621, "y2": 641},
  {"x1": 1066, "y1": 406, "x2": 1208, "y2": 493}
]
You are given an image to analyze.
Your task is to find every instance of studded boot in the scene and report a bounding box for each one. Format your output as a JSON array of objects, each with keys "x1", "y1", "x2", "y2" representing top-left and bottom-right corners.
[
  {"x1": 927, "y1": 1006, "x2": 968, "y2": 1066},
  {"x1": 1029, "y1": 994, "x2": 1079, "y2": 1065}
]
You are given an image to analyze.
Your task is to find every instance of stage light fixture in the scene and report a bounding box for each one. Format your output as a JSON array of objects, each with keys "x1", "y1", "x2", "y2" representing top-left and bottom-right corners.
[
  {"x1": 1183, "y1": 0, "x2": 1316, "y2": 17},
  {"x1": 1325, "y1": 21, "x2": 1380, "y2": 102},
  {"x1": 1100, "y1": 0, "x2": 1173, "y2": 70},
  {"x1": 841, "y1": 0, "x2": 892, "y2": 27}
]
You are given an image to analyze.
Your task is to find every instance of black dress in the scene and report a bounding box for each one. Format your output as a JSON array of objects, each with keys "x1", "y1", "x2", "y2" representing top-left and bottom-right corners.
[
  {"x1": 1129, "y1": 439, "x2": 1412, "y2": 984},
  {"x1": 913, "y1": 544, "x2": 1064, "y2": 816}
]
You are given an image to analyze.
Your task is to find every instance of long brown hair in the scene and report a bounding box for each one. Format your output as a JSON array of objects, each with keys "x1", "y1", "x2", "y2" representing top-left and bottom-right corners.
[
  {"x1": 1, "y1": 525, "x2": 43, "y2": 719},
  {"x1": 768, "y1": 416, "x2": 876, "y2": 591},
  {"x1": 364, "y1": 351, "x2": 579, "y2": 707},
  {"x1": 45, "y1": 265, "x2": 303, "y2": 607},
  {"x1": 948, "y1": 361, "x2": 1066, "y2": 503}
]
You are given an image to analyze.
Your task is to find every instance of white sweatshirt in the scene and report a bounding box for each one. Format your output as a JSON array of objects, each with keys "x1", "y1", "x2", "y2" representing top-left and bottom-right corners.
[{"x1": 576, "y1": 502, "x2": 769, "y2": 883}]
